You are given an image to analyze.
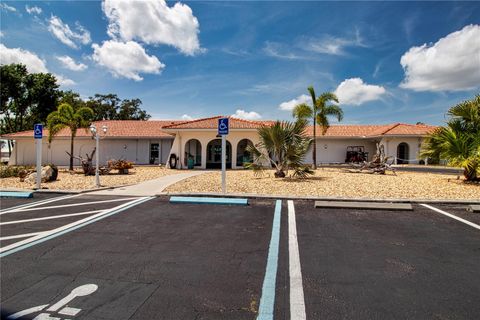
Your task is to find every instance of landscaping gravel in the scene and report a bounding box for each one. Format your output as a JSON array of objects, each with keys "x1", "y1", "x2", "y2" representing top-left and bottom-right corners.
[
  {"x1": 0, "y1": 166, "x2": 179, "y2": 191},
  {"x1": 165, "y1": 168, "x2": 480, "y2": 200}
]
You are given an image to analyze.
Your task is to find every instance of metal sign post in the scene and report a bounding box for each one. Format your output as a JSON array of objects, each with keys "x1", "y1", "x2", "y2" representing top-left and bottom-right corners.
[
  {"x1": 34, "y1": 124, "x2": 43, "y2": 189},
  {"x1": 218, "y1": 118, "x2": 229, "y2": 194}
]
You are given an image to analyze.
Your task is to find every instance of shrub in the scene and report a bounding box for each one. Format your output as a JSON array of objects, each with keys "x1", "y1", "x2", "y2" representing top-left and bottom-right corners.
[
  {"x1": 107, "y1": 159, "x2": 134, "y2": 174},
  {"x1": 0, "y1": 165, "x2": 34, "y2": 178}
]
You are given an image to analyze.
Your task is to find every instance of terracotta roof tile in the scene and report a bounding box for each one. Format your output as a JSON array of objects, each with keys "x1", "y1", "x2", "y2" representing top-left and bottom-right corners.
[
  {"x1": 382, "y1": 123, "x2": 438, "y2": 135},
  {"x1": 162, "y1": 115, "x2": 274, "y2": 130},
  {"x1": 1, "y1": 118, "x2": 438, "y2": 139},
  {"x1": 1, "y1": 120, "x2": 181, "y2": 139}
]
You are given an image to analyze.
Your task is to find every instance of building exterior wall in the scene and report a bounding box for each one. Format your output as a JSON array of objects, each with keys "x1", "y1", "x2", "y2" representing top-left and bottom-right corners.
[
  {"x1": 380, "y1": 137, "x2": 425, "y2": 164},
  {"x1": 7, "y1": 133, "x2": 429, "y2": 167},
  {"x1": 167, "y1": 130, "x2": 261, "y2": 169},
  {"x1": 305, "y1": 138, "x2": 379, "y2": 164},
  {"x1": 8, "y1": 137, "x2": 173, "y2": 166}
]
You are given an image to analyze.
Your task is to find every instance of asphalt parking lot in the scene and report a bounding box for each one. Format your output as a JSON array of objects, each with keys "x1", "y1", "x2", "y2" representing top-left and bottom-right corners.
[{"x1": 0, "y1": 194, "x2": 479, "y2": 319}]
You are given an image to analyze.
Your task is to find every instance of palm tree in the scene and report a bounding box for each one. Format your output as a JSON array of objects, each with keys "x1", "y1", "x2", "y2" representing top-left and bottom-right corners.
[
  {"x1": 292, "y1": 87, "x2": 343, "y2": 169},
  {"x1": 246, "y1": 119, "x2": 313, "y2": 178},
  {"x1": 47, "y1": 102, "x2": 94, "y2": 170},
  {"x1": 421, "y1": 95, "x2": 480, "y2": 181}
]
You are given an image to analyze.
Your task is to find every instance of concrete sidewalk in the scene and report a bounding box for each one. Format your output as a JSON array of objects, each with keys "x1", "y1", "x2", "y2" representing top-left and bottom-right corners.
[{"x1": 88, "y1": 171, "x2": 206, "y2": 196}]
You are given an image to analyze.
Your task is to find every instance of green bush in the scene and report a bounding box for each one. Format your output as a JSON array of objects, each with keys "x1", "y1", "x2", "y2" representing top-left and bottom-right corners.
[{"x1": 0, "y1": 165, "x2": 34, "y2": 178}]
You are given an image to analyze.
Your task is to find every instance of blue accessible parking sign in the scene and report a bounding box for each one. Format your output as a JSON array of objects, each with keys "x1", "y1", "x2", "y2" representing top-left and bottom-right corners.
[
  {"x1": 34, "y1": 124, "x2": 43, "y2": 139},
  {"x1": 218, "y1": 118, "x2": 229, "y2": 135}
]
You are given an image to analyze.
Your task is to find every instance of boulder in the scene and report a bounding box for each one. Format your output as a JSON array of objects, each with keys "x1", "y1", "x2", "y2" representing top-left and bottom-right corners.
[
  {"x1": 42, "y1": 165, "x2": 53, "y2": 181},
  {"x1": 24, "y1": 166, "x2": 54, "y2": 184}
]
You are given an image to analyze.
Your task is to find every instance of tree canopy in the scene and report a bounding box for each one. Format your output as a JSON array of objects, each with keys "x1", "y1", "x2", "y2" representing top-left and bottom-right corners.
[
  {"x1": 0, "y1": 63, "x2": 151, "y2": 137},
  {"x1": 421, "y1": 95, "x2": 480, "y2": 181},
  {"x1": 1, "y1": 64, "x2": 60, "y2": 135}
]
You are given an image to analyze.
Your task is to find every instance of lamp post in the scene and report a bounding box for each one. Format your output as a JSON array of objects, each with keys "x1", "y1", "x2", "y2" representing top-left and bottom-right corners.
[{"x1": 90, "y1": 124, "x2": 107, "y2": 188}]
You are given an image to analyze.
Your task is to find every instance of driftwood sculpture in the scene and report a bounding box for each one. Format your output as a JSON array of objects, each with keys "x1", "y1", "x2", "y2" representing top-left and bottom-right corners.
[
  {"x1": 349, "y1": 143, "x2": 396, "y2": 175},
  {"x1": 66, "y1": 148, "x2": 96, "y2": 175}
]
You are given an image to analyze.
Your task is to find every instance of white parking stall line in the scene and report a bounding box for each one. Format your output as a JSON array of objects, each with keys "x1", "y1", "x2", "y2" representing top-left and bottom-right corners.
[
  {"x1": 0, "y1": 194, "x2": 83, "y2": 215},
  {"x1": 0, "y1": 196, "x2": 154, "y2": 257},
  {"x1": 287, "y1": 200, "x2": 306, "y2": 320},
  {"x1": 0, "y1": 210, "x2": 104, "y2": 226},
  {"x1": 421, "y1": 204, "x2": 480, "y2": 230},
  {"x1": 1, "y1": 231, "x2": 46, "y2": 241},
  {"x1": 5, "y1": 197, "x2": 140, "y2": 213}
]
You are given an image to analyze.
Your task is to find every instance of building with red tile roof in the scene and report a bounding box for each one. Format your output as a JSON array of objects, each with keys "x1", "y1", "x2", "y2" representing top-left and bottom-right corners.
[{"x1": 1, "y1": 116, "x2": 437, "y2": 168}]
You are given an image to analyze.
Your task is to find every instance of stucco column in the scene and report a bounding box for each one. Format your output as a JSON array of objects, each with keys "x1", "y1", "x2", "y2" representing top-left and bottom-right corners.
[
  {"x1": 231, "y1": 139, "x2": 238, "y2": 169},
  {"x1": 201, "y1": 139, "x2": 208, "y2": 169}
]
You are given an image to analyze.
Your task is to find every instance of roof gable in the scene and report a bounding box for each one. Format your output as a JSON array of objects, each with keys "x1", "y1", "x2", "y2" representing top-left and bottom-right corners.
[{"x1": 162, "y1": 115, "x2": 274, "y2": 130}]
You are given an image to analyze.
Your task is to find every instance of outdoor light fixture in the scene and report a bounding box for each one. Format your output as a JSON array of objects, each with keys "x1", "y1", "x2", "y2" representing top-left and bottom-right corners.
[{"x1": 90, "y1": 124, "x2": 108, "y2": 188}]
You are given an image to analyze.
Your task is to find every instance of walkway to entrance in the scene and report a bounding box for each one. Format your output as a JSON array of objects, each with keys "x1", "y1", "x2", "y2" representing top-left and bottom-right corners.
[{"x1": 88, "y1": 171, "x2": 207, "y2": 196}]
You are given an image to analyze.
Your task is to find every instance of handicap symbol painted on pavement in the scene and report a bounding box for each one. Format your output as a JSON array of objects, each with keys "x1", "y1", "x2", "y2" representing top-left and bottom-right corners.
[{"x1": 7, "y1": 284, "x2": 98, "y2": 319}]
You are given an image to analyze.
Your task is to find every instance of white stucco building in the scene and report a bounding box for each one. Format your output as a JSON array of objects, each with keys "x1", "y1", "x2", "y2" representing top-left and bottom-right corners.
[{"x1": 2, "y1": 116, "x2": 437, "y2": 168}]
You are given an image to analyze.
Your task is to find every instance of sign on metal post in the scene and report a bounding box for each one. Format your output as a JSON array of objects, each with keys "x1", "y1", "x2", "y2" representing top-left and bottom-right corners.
[
  {"x1": 34, "y1": 124, "x2": 43, "y2": 139},
  {"x1": 34, "y1": 124, "x2": 43, "y2": 189},
  {"x1": 218, "y1": 118, "x2": 229, "y2": 193},
  {"x1": 218, "y1": 118, "x2": 229, "y2": 135}
]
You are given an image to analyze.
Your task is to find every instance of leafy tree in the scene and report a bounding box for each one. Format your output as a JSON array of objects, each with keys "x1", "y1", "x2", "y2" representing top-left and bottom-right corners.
[
  {"x1": 86, "y1": 94, "x2": 150, "y2": 120},
  {"x1": 292, "y1": 86, "x2": 343, "y2": 169},
  {"x1": 421, "y1": 95, "x2": 480, "y2": 181},
  {"x1": 1, "y1": 63, "x2": 60, "y2": 153},
  {"x1": 47, "y1": 103, "x2": 94, "y2": 170},
  {"x1": 86, "y1": 93, "x2": 121, "y2": 121},
  {"x1": 246, "y1": 120, "x2": 313, "y2": 178},
  {"x1": 118, "y1": 98, "x2": 151, "y2": 120}
]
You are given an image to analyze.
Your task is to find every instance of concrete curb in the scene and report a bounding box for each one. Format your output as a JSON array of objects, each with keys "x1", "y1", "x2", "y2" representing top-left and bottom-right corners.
[{"x1": 161, "y1": 192, "x2": 480, "y2": 204}]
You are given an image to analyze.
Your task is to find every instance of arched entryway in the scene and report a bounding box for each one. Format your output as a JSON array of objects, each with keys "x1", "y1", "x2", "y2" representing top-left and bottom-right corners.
[
  {"x1": 206, "y1": 139, "x2": 232, "y2": 169},
  {"x1": 397, "y1": 142, "x2": 409, "y2": 164},
  {"x1": 237, "y1": 139, "x2": 254, "y2": 167},
  {"x1": 184, "y1": 139, "x2": 202, "y2": 167}
]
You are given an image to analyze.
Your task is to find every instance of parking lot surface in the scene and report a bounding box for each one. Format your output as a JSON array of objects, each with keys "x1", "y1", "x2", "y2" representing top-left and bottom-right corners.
[{"x1": 1, "y1": 194, "x2": 479, "y2": 319}]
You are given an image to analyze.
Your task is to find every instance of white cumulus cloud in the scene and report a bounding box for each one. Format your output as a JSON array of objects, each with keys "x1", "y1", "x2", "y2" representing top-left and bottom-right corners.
[
  {"x1": 92, "y1": 40, "x2": 165, "y2": 81},
  {"x1": 102, "y1": 0, "x2": 202, "y2": 56},
  {"x1": 0, "y1": 44, "x2": 75, "y2": 86},
  {"x1": 0, "y1": 44, "x2": 48, "y2": 73},
  {"x1": 278, "y1": 94, "x2": 311, "y2": 111},
  {"x1": 0, "y1": 3, "x2": 16, "y2": 12},
  {"x1": 232, "y1": 109, "x2": 262, "y2": 120},
  {"x1": 400, "y1": 24, "x2": 480, "y2": 92},
  {"x1": 48, "y1": 15, "x2": 91, "y2": 49},
  {"x1": 25, "y1": 5, "x2": 42, "y2": 15},
  {"x1": 56, "y1": 55, "x2": 87, "y2": 71},
  {"x1": 335, "y1": 78, "x2": 386, "y2": 106},
  {"x1": 181, "y1": 114, "x2": 193, "y2": 120}
]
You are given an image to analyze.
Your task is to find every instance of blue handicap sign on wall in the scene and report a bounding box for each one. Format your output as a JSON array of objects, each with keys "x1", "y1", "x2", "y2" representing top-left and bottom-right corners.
[
  {"x1": 34, "y1": 124, "x2": 43, "y2": 139},
  {"x1": 218, "y1": 118, "x2": 229, "y2": 135}
]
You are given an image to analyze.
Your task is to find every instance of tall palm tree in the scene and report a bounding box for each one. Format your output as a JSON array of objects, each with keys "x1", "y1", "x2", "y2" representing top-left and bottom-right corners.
[
  {"x1": 246, "y1": 120, "x2": 313, "y2": 178},
  {"x1": 292, "y1": 86, "x2": 343, "y2": 169},
  {"x1": 47, "y1": 102, "x2": 94, "y2": 170},
  {"x1": 421, "y1": 95, "x2": 480, "y2": 181}
]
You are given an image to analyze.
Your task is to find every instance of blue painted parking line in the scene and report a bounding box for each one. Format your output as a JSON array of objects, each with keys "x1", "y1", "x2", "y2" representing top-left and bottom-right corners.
[
  {"x1": 0, "y1": 191, "x2": 33, "y2": 198},
  {"x1": 257, "y1": 200, "x2": 282, "y2": 320},
  {"x1": 169, "y1": 196, "x2": 248, "y2": 206}
]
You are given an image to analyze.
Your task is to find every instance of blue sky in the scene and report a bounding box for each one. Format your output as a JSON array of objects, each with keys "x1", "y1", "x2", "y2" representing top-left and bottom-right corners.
[{"x1": 1, "y1": 1, "x2": 479, "y2": 125}]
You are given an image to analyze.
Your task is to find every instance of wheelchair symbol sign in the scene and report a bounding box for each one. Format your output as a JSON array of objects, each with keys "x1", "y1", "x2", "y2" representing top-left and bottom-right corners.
[
  {"x1": 7, "y1": 284, "x2": 98, "y2": 319},
  {"x1": 34, "y1": 124, "x2": 43, "y2": 139},
  {"x1": 218, "y1": 118, "x2": 229, "y2": 135}
]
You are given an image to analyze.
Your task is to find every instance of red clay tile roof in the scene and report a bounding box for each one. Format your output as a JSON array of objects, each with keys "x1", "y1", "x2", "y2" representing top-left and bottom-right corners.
[
  {"x1": 1, "y1": 120, "x2": 181, "y2": 139},
  {"x1": 381, "y1": 123, "x2": 438, "y2": 136},
  {"x1": 1, "y1": 118, "x2": 437, "y2": 139},
  {"x1": 305, "y1": 123, "x2": 438, "y2": 137},
  {"x1": 162, "y1": 115, "x2": 275, "y2": 130}
]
